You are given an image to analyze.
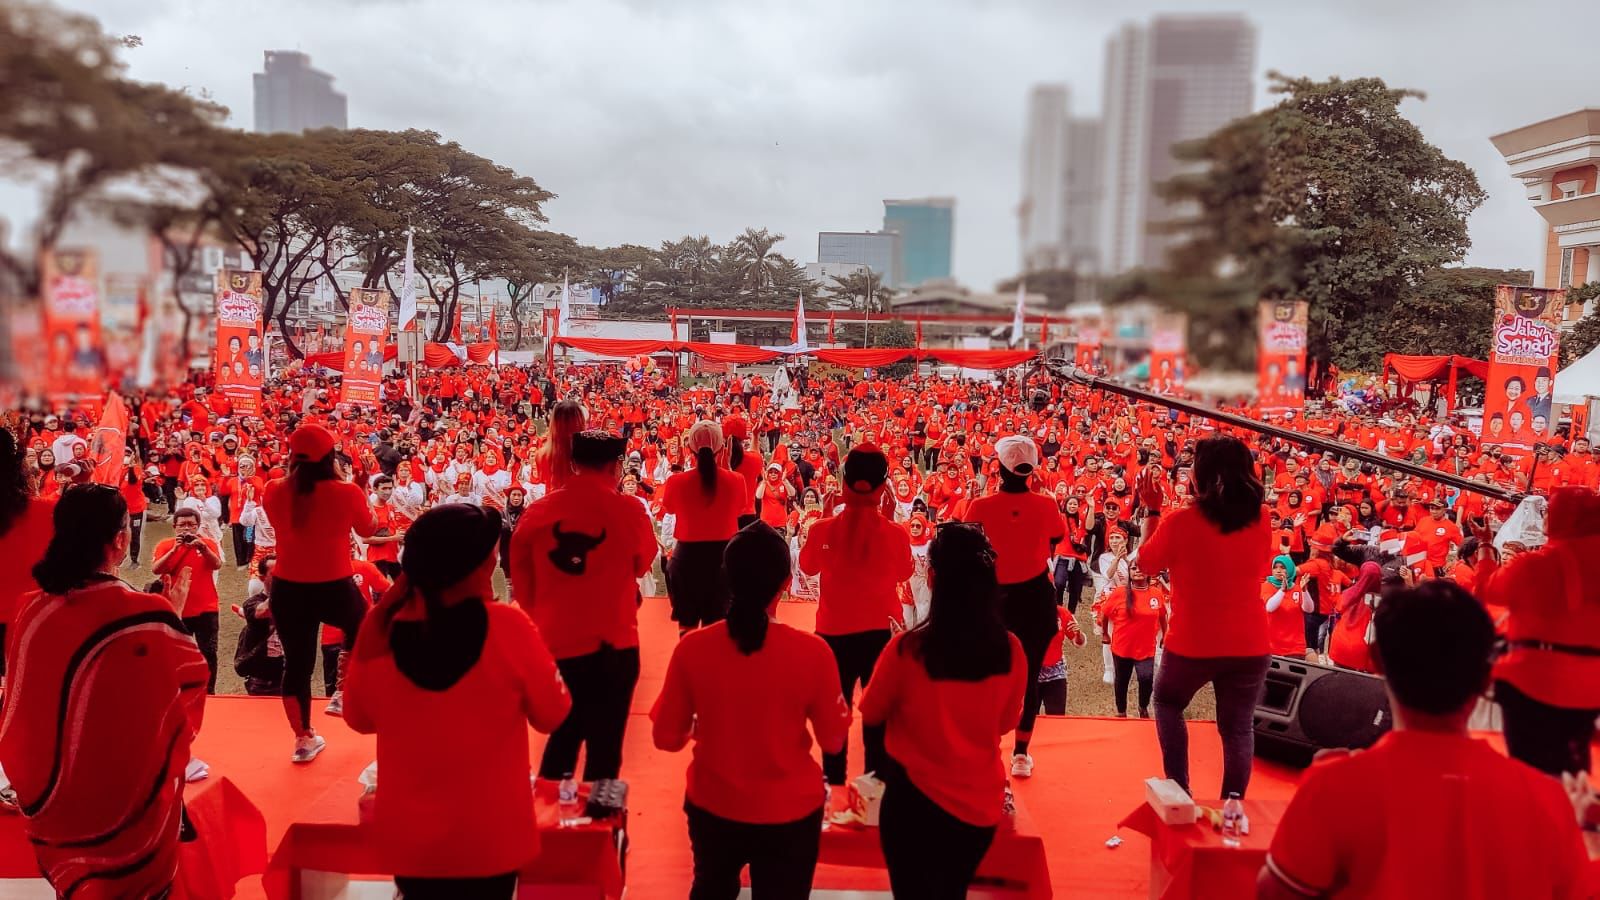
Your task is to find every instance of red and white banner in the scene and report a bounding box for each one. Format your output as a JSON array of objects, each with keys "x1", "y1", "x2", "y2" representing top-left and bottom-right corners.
[
  {"x1": 340, "y1": 287, "x2": 391, "y2": 407},
  {"x1": 89, "y1": 392, "x2": 128, "y2": 486},
  {"x1": 1149, "y1": 311, "x2": 1187, "y2": 393},
  {"x1": 1482, "y1": 285, "x2": 1563, "y2": 453},
  {"x1": 1257, "y1": 300, "x2": 1308, "y2": 416},
  {"x1": 1073, "y1": 321, "x2": 1102, "y2": 370},
  {"x1": 41, "y1": 248, "x2": 106, "y2": 410},
  {"x1": 214, "y1": 270, "x2": 264, "y2": 416}
]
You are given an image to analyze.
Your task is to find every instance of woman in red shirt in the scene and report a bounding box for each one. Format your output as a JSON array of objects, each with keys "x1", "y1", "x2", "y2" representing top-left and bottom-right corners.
[
  {"x1": 721, "y1": 417, "x2": 763, "y2": 528},
  {"x1": 798, "y1": 445, "x2": 913, "y2": 788},
  {"x1": 1096, "y1": 562, "x2": 1167, "y2": 718},
  {"x1": 261, "y1": 424, "x2": 379, "y2": 763},
  {"x1": 652, "y1": 522, "x2": 850, "y2": 898},
  {"x1": 1137, "y1": 435, "x2": 1272, "y2": 799},
  {"x1": 662, "y1": 421, "x2": 745, "y2": 633},
  {"x1": 858, "y1": 522, "x2": 1027, "y2": 899},
  {"x1": 536, "y1": 400, "x2": 584, "y2": 494},
  {"x1": 1262, "y1": 554, "x2": 1308, "y2": 658},
  {"x1": 344, "y1": 503, "x2": 571, "y2": 900},
  {"x1": 0, "y1": 429, "x2": 55, "y2": 679}
]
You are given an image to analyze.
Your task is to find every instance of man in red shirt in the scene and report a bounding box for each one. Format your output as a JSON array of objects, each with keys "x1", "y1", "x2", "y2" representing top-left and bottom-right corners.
[
  {"x1": 1259, "y1": 581, "x2": 1590, "y2": 899},
  {"x1": 1413, "y1": 498, "x2": 1462, "y2": 577},
  {"x1": 152, "y1": 507, "x2": 224, "y2": 692}
]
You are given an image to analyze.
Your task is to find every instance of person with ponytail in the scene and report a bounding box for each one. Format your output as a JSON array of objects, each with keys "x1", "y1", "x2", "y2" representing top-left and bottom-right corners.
[
  {"x1": 0, "y1": 483, "x2": 209, "y2": 899},
  {"x1": 963, "y1": 435, "x2": 1065, "y2": 780},
  {"x1": 661, "y1": 421, "x2": 745, "y2": 634},
  {"x1": 1094, "y1": 561, "x2": 1167, "y2": 718},
  {"x1": 721, "y1": 417, "x2": 763, "y2": 529},
  {"x1": 511, "y1": 430, "x2": 657, "y2": 783},
  {"x1": 652, "y1": 522, "x2": 850, "y2": 899},
  {"x1": 343, "y1": 503, "x2": 571, "y2": 900},
  {"x1": 798, "y1": 444, "x2": 912, "y2": 788},
  {"x1": 536, "y1": 399, "x2": 585, "y2": 495},
  {"x1": 261, "y1": 423, "x2": 379, "y2": 763},
  {"x1": 1136, "y1": 434, "x2": 1272, "y2": 799},
  {"x1": 857, "y1": 522, "x2": 1027, "y2": 899},
  {"x1": 0, "y1": 428, "x2": 54, "y2": 679}
]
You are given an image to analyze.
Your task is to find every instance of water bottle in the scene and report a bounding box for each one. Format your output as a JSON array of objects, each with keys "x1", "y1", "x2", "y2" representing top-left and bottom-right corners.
[
  {"x1": 558, "y1": 772, "x2": 581, "y2": 827},
  {"x1": 821, "y1": 777, "x2": 832, "y2": 831},
  {"x1": 1220, "y1": 792, "x2": 1244, "y2": 838}
]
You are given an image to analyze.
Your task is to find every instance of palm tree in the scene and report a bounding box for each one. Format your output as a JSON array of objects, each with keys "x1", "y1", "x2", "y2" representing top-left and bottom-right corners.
[
  {"x1": 829, "y1": 268, "x2": 894, "y2": 314},
  {"x1": 729, "y1": 227, "x2": 784, "y2": 293}
]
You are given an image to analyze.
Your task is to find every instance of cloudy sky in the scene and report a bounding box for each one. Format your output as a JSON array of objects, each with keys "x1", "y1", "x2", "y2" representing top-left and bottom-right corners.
[{"x1": 9, "y1": 0, "x2": 1595, "y2": 289}]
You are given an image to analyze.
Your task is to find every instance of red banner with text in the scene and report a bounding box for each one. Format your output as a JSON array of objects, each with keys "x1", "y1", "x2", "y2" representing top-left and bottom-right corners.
[
  {"x1": 214, "y1": 270, "x2": 264, "y2": 416},
  {"x1": 1149, "y1": 311, "x2": 1186, "y2": 393},
  {"x1": 1074, "y1": 321, "x2": 1102, "y2": 370},
  {"x1": 340, "y1": 287, "x2": 391, "y2": 407},
  {"x1": 1257, "y1": 300, "x2": 1308, "y2": 416},
  {"x1": 41, "y1": 248, "x2": 106, "y2": 410},
  {"x1": 1482, "y1": 285, "x2": 1563, "y2": 454}
]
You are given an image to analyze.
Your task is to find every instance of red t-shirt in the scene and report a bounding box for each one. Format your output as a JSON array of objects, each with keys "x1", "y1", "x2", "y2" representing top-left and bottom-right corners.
[
  {"x1": 152, "y1": 536, "x2": 221, "y2": 616},
  {"x1": 0, "y1": 499, "x2": 54, "y2": 623},
  {"x1": 1265, "y1": 730, "x2": 1588, "y2": 899},
  {"x1": 1137, "y1": 505, "x2": 1272, "y2": 658},
  {"x1": 1262, "y1": 581, "x2": 1307, "y2": 656},
  {"x1": 858, "y1": 632, "x2": 1027, "y2": 826},
  {"x1": 661, "y1": 468, "x2": 746, "y2": 543},
  {"x1": 261, "y1": 479, "x2": 378, "y2": 582},
  {"x1": 963, "y1": 490, "x2": 1066, "y2": 585},
  {"x1": 798, "y1": 506, "x2": 913, "y2": 636},
  {"x1": 1098, "y1": 585, "x2": 1165, "y2": 659},
  {"x1": 651, "y1": 622, "x2": 850, "y2": 823}
]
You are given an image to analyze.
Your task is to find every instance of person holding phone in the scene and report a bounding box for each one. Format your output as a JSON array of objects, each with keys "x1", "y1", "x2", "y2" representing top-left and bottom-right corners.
[{"x1": 152, "y1": 506, "x2": 224, "y2": 691}]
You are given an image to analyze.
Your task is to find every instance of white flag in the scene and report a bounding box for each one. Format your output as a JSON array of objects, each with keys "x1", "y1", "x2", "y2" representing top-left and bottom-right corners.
[
  {"x1": 398, "y1": 230, "x2": 418, "y2": 332},
  {"x1": 791, "y1": 292, "x2": 807, "y2": 346},
  {"x1": 559, "y1": 271, "x2": 572, "y2": 338},
  {"x1": 1009, "y1": 281, "x2": 1026, "y2": 347}
]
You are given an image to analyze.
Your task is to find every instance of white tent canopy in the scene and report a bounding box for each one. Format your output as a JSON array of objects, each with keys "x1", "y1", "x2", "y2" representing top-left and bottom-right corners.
[{"x1": 1554, "y1": 344, "x2": 1600, "y2": 404}]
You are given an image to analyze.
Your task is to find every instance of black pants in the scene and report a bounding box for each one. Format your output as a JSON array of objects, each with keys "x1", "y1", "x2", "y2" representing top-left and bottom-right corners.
[
  {"x1": 162, "y1": 476, "x2": 179, "y2": 514},
  {"x1": 1496, "y1": 679, "x2": 1598, "y2": 777},
  {"x1": 230, "y1": 522, "x2": 252, "y2": 568},
  {"x1": 819, "y1": 630, "x2": 891, "y2": 785},
  {"x1": 127, "y1": 512, "x2": 144, "y2": 565},
  {"x1": 923, "y1": 446, "x2": 940, "y2": 473},
  {"x1": 685, "y1": 801, "x2": 822, "y2": 900},
  {"x1": 878, "y1": 763, "x2": 995, "y2": 900},
  {"x1": 1000, "y1": 573, "x2": 1058, "y2": 739},
  {"x1": 271, "y1": 577, "x2": 366, "y2": 732},
  {"x1": 1051, "y1": 557, "x2": 1089, "y2": 613},
  {"x1": 1303, "y1": 612, "x2": 1329, "y2": 654},
  {"x1": 1113, "y1": 654, "x2": 1155, "y2": 716},
  {"x1": 1039, "y1": 678, "x2": 1067, "y2": 715},
  {"x1": 394, "y1": 872, "x2": 516, "y2": 899},
  {"x1": 1154, "y1": 651, "x2": 1269, "y2": 799},
  {"x1": 182, "y1": 611, "x2": 219, "y2": 694},
  {"x1": 667, "y1": 540, "x2": 732, "y2": 629},
  {"x1": 321, "y1": 644, "x2": 341, "y2": 697},
  {"x1": 539, "y1": 645, "x2": 641, "y2": 781}
]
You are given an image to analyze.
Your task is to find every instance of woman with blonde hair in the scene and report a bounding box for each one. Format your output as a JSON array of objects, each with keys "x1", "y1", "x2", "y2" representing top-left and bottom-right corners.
[{"x1": 536, "y1": 400, "x2": 586, "y2": 495}]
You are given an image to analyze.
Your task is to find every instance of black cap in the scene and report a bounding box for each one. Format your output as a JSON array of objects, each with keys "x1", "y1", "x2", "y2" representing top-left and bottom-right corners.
[
  {"x1": 401, "y1": 504, "x2": 503, "y2": 593},
  {"x1": 572, "y1": 430, "x2": 627, "y2": 467},
  {"x1": 842, "y1": 445, "x2": 889, "y2": 493}
]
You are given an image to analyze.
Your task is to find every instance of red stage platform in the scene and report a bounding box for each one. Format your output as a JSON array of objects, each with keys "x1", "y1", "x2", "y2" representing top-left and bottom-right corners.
[{"x1": 147, "y1": 598, "x2": 1311, "y2": 898}]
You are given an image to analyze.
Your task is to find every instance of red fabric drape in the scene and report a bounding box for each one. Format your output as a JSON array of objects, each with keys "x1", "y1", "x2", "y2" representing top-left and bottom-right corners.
[
  {"x1": 554, "y1": 337, "x2": 672, "y2": 357},
  {"x1": 466, "y1": 342, "x2": 496, "y2": 363},
  {"x1": 811, "y1": 348, "x2": 919, "y2": 367},
  {"x1": 924, "y1": 349, "x2": 1039, "y2": 370},
  {"x1": 303, "y1": 345, "x2": 398, "y2": 372},
  {"x1": 679, "y1": 342, "x2": 783, "y2": 364},
  {"x1": 423, "y1": 343, "x2": 462, "y2": 368},
  {"x1": 1382, "y1": 354, "x2": 1488, "y2": 382}
]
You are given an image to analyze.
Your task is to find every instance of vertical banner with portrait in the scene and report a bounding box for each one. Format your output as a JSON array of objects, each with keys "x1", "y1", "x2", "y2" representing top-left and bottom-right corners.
[
  {"x1": 340, "y1": 287, "x2": 391, "y2": 407},
  {"x1": 41, "y1": 248, "x2": 106, "y2": 410},
  {"x1": 214, "y1": 269, "x2": 265, "y2": 416},
  {"x1": 1149, "y1": 311, "x2": 1187, "y2": 393},
  {"x1": 1482, "y1": 285, "x2": 1563, "y2": 454},
  {"x1": 1257, "y1": 300, "x2": 1308, "y2": 416},
  {"x1": 1074, "y1": 320, "x2": 1103, "y2": 371}
]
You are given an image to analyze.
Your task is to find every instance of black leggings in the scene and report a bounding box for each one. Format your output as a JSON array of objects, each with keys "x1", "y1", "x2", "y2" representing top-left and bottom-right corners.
[
  {"x1": 394, "y1": 872, "x2": 516, "y2": 899},
  {"x1": 538, "y1": 645, "x2": 641, "y2": 781},
  {"x1": 1496, "y1": 679, "x2": 1598, "y2": 777},
  {"x1": 667, "y1": 540, "x2": 732, "y2": 629},
  {"x1": 1052, "y1": 557, "x2": 1089, "y2": 613},
  {"x1": 230, "y1": 522, "x2": 252, "y2": 567},
  {"x1": 819, "y1": 630, "x2": 891, "y2": 785},
  {"x1": 271, "y1": 577, "x2": 366, "y2": 732},
  {"x1": 128, "y1": 512, "x2": 145, "y2": 564},
  {"x1": 878, "y1": 762, "x2": 996, "y2": 900},
  {"x1": 1000, "y1": 573, "x2": 1058, "y2": 739},
  {"x1": 1039, "y1": 677, "x2": 1067, "y2": 715},
  {"x1": 182, "y1": 611, "x2": 219, "y2": 694},
  {"x1": 685, "y1": 802, "x2": 822, "y2": 900},
  {"x1": 1112, "y1": 654, "x2": 1154, "y2": 715}
]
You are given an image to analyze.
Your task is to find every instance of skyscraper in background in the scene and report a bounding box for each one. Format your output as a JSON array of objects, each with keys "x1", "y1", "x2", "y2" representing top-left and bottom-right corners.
[
  {"x1": 818, "y1": 231, "x2": 901, "y2": 287},
  {"x1": 1064, "y1": 117, "x2": 1104, "y2": 274},
  {"x1": 1020, "y1": 85, "x2": 1070, "y2": 272},
  {"x1": 883, "y1": 198, "x2": 954, "y2": 287},
  {"x1": 253, "y1": 51, "x2": 348, "y2": 134},
  {"x1": 1097, "y1": 15, "x2": 1255, "y2": 274}
]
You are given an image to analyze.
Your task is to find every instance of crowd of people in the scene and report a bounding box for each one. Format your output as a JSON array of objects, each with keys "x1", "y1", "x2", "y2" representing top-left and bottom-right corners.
[{"x1": 0, "y1": 355, "x2": 1596, "y2": 898}]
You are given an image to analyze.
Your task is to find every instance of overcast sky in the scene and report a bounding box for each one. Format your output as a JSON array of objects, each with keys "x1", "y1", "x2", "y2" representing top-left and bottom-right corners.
[{"x1": 7, "y1": 0, "x2": 1595, "y2": 289}]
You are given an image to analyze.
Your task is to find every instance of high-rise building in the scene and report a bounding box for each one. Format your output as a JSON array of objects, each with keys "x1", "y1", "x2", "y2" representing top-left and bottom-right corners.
[
  {"x1": 253, "y1": 51, "x2": 348, "y2": 134},
  {"x1": 817, "y1": 231, "x2": 901, "y2": 287},
  {"x1": 1098, "y1": 15, "x2": 1255, "y2": 274},
  {"x1": 1064, "y1": 117, "x2": 1104, "y2": 274},
  {"x1": 883, "y1": 198, "x2": 954, "y2": 287},
  {"x1": 1020, "y1": 85, "x2": 1070, "y2": 272}
]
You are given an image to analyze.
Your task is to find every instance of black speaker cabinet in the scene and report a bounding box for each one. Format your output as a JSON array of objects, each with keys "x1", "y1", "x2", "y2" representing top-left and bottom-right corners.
[{"x1": 1253, "y1": 655, "x2": 1392, "y2": 768}]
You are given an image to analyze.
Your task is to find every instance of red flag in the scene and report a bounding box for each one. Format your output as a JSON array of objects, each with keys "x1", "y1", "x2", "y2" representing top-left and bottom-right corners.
[
  {"x1": 669, "y1": 308, "x2": 678, "y2": 340},
  {"x1": 488, "y1": 308, "x2": 498, "y2": 342},
  {"x1": 450, "y1": 303, "x2": 463, "y2": 343},
  {"x1": 89, "y1": 393, "x2": 128, "y2": 486},
  {"x1": 1040, "y1": 314, "x2": 1049, "y2": 348},
  {"x1": 827, "y1": 312, "x2": 836, "y2": 344},
  {"x1": 790, "y1": 294, "x2": 807, "y2": 345},
  {"x1": 915, "y1": 316, "x2": 924, "y2": 349}
]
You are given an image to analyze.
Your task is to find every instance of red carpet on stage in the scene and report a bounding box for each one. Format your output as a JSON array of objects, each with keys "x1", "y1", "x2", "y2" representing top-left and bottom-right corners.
[{"x1": 197, "y1": 598, "x2": 1309, "y2": 899}]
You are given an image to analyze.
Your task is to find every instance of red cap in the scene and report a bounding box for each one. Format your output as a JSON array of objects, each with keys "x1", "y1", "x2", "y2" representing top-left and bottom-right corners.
[
  {"x1": 289, "y1": 424, "x2": 336, "y2": 462},
  {"x1": 723, "y1": 417, "x2": 748, "y2": 441}
]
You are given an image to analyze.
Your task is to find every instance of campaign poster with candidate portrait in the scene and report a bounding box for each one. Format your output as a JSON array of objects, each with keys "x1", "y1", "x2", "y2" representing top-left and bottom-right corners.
[
  {"x1": 1482, "y1": 285, "x2": 1563, "y2": 454},
  {"x1": 1149, "y1": 311, "x2": 1187, "y2": 393},
  {"x1": 340, "y1": 286, "x2": 390, "y2": 407},
  {"x1": 1073, "y1": 320, "x2": 1103, "y2": 371},
  {"x1": 40, "y1": 248, "x2": 106, "y2": 411},
  {"x1": 214, "y1": 269, "x2": 264, "y2": 416},
  {"x1": 1257, "y1": 300, "x2": 1308, "y2": 416}
]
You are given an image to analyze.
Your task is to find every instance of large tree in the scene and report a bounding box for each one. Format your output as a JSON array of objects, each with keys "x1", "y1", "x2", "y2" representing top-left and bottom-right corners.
[
  {"x1": 1561, "y1": 281, "x2": 1600, "y2": 368},
  {"x1": 1160, "y1": 73, "x2": 1487, "y2": 370}
]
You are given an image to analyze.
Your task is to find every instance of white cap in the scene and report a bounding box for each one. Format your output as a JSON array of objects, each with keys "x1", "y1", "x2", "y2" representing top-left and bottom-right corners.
[
  {"x1": 686, "y1": 420, "x2": 724, "y2": 454},
  {"x1": 995, "y1": 435, "x2": 1039, "y2": 475}
]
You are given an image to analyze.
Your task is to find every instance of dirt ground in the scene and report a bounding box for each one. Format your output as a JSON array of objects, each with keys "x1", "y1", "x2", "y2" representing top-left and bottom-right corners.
[{"x1": 132, "y1": 517, "x2": 1215, "y2": 718}]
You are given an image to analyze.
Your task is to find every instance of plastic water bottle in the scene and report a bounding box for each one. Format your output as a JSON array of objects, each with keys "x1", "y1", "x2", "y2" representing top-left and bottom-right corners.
[
  {"x1": 1221, "y1": 792, "x2": 1244, "y2": 838},
  {"x1": 558, "y1": 773, "x2": 580, "y2": 827}
]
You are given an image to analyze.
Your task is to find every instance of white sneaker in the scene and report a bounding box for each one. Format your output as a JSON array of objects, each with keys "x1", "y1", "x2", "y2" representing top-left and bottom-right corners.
[
  {"x1": 1010, "y1": 753, "x2": 1034, "y2": 779},
  {"x1": 291, "y1": 733, "x2": 326, "y2": 764},
  {"x1": 325, "y1": 693, "x2": 343, "y2": 717},
  {"x1": 1102, "y1": 670, "x2": 1114, "y2": 685}
]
